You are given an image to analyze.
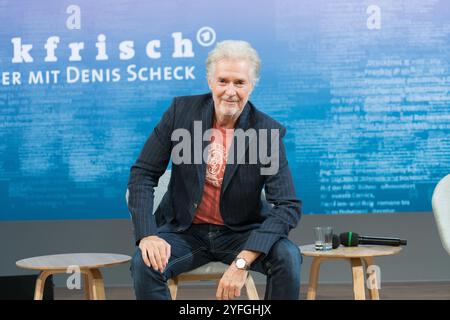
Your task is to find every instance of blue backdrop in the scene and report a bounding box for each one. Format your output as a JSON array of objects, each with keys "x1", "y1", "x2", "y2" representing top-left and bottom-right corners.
[{"x1": 1, "y1": 0, "x2": 449, "y2": 220}]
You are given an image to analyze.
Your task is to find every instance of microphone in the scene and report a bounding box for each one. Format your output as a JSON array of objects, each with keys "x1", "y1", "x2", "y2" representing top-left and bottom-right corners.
[
  {"x1": 339, "y1": 232, "x2": 407, "y2": 247},
  {"x1": 332, "y1": 234, "x2": 340, "y2": 249}
]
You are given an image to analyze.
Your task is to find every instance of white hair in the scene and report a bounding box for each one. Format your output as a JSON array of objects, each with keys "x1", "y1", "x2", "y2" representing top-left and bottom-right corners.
[{"x1": 206, "y1": 40, "x2": 261, "y2": 86}]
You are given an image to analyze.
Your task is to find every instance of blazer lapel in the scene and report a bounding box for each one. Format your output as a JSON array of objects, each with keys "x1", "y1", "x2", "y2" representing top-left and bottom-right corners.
[
  {"x1": 196, "y1": 96, "x2": 214, "y2": 188},
  {"x1": 221, "y1": 102, "x2": 252, "y2": 195}
]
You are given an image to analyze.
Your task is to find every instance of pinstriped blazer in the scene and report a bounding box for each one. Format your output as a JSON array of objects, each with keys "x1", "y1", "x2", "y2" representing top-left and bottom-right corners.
[{"x1": 127, "y1": 93, "x2": 301, "y2": 255}]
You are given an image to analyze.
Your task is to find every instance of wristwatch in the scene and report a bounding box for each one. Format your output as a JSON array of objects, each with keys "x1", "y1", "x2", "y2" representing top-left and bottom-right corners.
[{"x1": 234, "y1": 257, "x2": 250, "y2": 270}]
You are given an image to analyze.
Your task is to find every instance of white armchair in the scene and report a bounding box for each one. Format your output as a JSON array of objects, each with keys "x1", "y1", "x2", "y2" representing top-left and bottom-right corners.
[{"x1": 432, "y1": 173, "x2": 450, "y2": 255}]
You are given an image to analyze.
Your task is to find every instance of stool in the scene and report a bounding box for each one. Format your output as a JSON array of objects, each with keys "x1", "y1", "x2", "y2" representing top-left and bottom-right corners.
[
  {"x1": 16, "y1": 253, "x2": 131, "y2": 300},
  {"x1": 300, "y1": 244, "x2": 402, "y2": 300},
  {"x1": 168, "y1": 262, "x2": 260, "y2": 300}
]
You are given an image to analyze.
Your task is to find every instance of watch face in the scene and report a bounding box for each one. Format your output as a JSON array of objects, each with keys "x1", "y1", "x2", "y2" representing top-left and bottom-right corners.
[{"x1": 236, "y1": 258, "x2": 246, "y2": 269}]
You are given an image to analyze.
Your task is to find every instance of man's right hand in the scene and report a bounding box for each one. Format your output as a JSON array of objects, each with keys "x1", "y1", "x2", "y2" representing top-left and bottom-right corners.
[{"x1": 139, "y1": 235, "x2": 171, "y2": 273}]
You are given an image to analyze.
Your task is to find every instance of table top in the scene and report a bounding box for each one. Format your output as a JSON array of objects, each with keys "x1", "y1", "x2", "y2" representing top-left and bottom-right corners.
[
  {"x1": 299, "y1": 244, "x2": 402, "y2": 258},
  {"x1": 16, "y1": 253, "x2": 132, "y2": 270}
]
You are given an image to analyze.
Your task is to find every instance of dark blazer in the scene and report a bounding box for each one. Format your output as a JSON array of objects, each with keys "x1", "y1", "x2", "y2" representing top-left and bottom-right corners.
[{"x1": 127, "y1": 93, "x2": 301, "y2": 255}]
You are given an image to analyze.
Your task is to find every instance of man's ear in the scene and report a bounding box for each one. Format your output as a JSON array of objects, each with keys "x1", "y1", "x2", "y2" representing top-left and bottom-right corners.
[{"x1": 207, "y1": 77, "x2": 212, "y2": 90}]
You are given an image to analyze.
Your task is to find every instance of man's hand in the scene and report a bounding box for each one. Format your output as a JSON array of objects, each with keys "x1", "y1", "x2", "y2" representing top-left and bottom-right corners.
[
  {"x1": 216, "y1": 264, "x2": 248, "y2": 300},
  {"x1": 216, "y1": 250, "x2": 261, "y2": 300},
  {"x1": 139, "y1": 235, "x2": 171, "y2": 273}
]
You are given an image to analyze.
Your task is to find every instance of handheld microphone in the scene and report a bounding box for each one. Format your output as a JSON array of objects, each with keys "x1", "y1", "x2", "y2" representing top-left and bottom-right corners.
[
  {"x1": 332, "y1": 234, "x2": 340, "y2": 249},
  {"x1": 339, "y1": 232, "x2": 407, "y2": 247}
]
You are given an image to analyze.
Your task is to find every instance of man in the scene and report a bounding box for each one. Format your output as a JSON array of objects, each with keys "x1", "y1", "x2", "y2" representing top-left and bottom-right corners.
[{"x1": 128, "y1": 40, "x2": 302, "y2": 300}]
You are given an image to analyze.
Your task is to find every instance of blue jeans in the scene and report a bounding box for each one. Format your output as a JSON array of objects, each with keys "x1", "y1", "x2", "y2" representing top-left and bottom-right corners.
[{"x1": 130, "y1": 224, "x2": 302, "y2": 300}]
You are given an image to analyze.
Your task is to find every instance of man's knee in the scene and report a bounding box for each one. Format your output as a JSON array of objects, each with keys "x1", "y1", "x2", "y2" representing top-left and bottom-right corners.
[
  {"x1": 131, "y1": 249, "x2": 164, "y2": 281},
  {"x1": 268, "y1": 239, "x2": 302, "y2": 270},
  {"x1": 131, "y1": 249, "x2": 145, "y2": 271}
]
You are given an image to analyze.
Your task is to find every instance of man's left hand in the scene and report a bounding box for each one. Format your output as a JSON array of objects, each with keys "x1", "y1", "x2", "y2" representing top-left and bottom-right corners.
[{"x1": 216, "y1": 264, "x2": 248, "y2": 300}]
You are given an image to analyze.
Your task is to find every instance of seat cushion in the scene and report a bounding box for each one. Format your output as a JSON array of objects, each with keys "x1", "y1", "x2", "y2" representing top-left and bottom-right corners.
[{"x1": 183, "y1": 262, "x2": 229, "y2": 275}]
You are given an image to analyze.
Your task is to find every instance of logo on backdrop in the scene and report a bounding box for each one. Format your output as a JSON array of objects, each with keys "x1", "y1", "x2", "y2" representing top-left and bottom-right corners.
[{"x1": 1, "y1": 5, "x2": 217, "y2": 87}]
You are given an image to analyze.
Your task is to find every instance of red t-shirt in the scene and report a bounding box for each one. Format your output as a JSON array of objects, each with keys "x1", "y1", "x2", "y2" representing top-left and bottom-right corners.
[{"x1": 192, "y1": 121, "x2": 234, "y2": 225}]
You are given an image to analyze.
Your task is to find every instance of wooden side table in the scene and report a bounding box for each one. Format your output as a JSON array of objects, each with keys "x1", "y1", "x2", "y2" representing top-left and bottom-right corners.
[
  {"x1": 16, "y1": 253, "x2": 131, "y2": 300},
  {"x1": 299, "y1": 244, "x2": 402, "y2": 300}
]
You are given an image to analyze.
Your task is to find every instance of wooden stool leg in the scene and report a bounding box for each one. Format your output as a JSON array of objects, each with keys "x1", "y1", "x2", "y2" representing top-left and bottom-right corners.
[
  {"x1": 245, "y1": 274, "x2": 259, "y2": 300},
  {"x1": 168, "y1": 278, "x2": 178, "y2": 300},
  {"x1": 350, "y1": 258, "x2": 366, "y2": 300},
  {"x1": 362, "y1": 257, "x2": 380, "y2": 300},
  {"x1": 307, "y1": 257, "x2": 323, "y2": 300},
  {"x1": 34, "y1": 271, "x2": 52, "y2": 300},
  {"x1": 84, "y1": 273, "x2": 92, "y2": 300},
  {"x1": 86, "y1": 269, "x2": 106, "y2": 300}
]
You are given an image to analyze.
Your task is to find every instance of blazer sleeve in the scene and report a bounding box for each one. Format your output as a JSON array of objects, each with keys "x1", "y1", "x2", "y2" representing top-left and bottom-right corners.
[
  {"x1": 242, "y1": 127, "x2": 302, "y2": 255},
  {"x1": 127, "y1": 98, "x2": 176, "y2": 244}
]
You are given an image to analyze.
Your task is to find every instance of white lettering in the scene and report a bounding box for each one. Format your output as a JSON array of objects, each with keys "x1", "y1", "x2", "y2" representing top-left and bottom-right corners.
[
  {"x1": 1, "y1": 72, "x2": 21, "y2": 86},
  {"x1": 44, "y1": 36, "x2": 60, "y2": 62},
  {"x1": 127, "y1": 64, "x2": 137, "y2": 81},
  {"x1": 149, "y1": 67, "x2": 161, "y2": 80},
  {"x1": 66, "y1": 66, "x2": 120, "y2": 83},
  {"x1": 164, "y1": 67, "x2": 172, "y2": 80},
  {"x1": 185, "y1": 66, "x2": 195, "y2": 79},
  {"x1": 67, "y1": 66, "x2": 79, "y2": 83},
  {"x1": 173, "y1": 66, "x2": 183, "y2": 80},
  {"x1": 7, "y1": 31, "x2": 209, "y2": 63},
  {"x1": 126, "y1": 65, "x2": 195, "y2": 81},
  {"x1": 146, "y1": 40, "x2": 161, "y2": 59},
  {"x1": 172, "y1": 32, "x2": 194, "y2": 58},
  {"x1": 119, "y1": 41, "x2": 135, "y2": 60},
  {"x1": 95, "y1": 34, "x2": 108, "y2": 60},
  {"x1": 68, "y1": 42, "x2": 85, "y2": 61},
  {"x1": 28, "y1": 70, "x2": 60, "y2": 84},
  {"x1": 138, "y1": 67, "x2": 148, "y2": 81},
  {"x1": 11, "y1": 37, "x2": 33, "y2": 63}
]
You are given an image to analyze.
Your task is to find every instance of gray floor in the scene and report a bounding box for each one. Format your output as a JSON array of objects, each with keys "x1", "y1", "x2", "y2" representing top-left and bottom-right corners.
[{"x1": 54, "y1": 281, "x2": 450, "y2": 300}]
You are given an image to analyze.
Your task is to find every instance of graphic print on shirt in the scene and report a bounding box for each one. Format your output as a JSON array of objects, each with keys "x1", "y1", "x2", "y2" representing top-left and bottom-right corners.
[{"x1": 205, "y1": 139, "x2": 227, "y2": 188}]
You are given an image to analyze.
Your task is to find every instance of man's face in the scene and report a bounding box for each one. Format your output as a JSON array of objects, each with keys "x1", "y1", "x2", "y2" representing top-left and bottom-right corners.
[{"x1": 208, "y1": 59, "x2": 254, "y2": 120}]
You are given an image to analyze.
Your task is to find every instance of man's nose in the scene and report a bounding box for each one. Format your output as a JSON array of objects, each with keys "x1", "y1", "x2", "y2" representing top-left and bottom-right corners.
[{"x1": 225, "y1": 83, "x2": 236, "y2": 95}]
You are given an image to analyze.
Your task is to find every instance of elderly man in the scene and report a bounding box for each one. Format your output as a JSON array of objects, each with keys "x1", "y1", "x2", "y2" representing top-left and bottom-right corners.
[{"x1": 128, "y1": 40, "x2": 302, "y2": 300}]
